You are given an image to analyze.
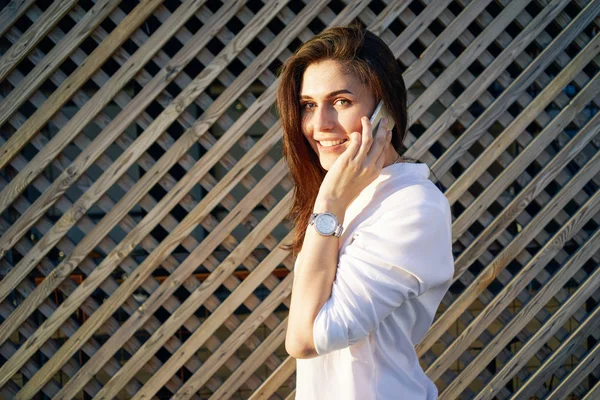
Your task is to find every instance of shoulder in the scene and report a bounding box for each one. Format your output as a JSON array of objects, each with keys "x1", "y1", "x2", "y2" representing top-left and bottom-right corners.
[{"x1": 375, "y1": 175, "x2": 450, "y2": 224}]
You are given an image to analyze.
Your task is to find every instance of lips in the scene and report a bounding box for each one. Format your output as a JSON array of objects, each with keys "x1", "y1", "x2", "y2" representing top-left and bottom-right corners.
[{"x1": 317, "y1": 140, "x2": 348, "y2": 153}]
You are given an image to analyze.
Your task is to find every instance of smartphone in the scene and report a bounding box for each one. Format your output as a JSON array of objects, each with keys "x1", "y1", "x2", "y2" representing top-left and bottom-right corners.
[{"x1": 369, "y1": 101, "x2": 395, "y2": 132}]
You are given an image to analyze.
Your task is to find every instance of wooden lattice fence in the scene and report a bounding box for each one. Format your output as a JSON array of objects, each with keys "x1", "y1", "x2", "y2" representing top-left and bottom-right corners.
[{"x1": 0, "y1": 0, "x2": 599, "y2": 399}]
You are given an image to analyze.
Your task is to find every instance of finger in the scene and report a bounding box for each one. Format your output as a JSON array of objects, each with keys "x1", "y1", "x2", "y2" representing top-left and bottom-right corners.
[
  {"x1": 375, "y1": 140, "x2": 387, "y2": 170},
  {"x1": 355, "y1": 116, "x2": 374, "y2": 162},
  {"x1": 345, "y1": 130, "x2": 362, "y2": 160}
]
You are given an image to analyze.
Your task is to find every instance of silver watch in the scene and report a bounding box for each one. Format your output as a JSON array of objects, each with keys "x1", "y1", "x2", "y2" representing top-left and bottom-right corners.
[{"x1": 309, "y1": 212, "x2": 344, "y2": 237}]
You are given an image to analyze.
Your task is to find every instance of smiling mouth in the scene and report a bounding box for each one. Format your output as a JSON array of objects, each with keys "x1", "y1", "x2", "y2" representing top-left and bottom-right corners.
[
  {"x1": 318, "y1": 140, "x2": 348, "y2": 147},
  {"x1": 317, "y1": 140, "x2": 348, "y2": 153}
]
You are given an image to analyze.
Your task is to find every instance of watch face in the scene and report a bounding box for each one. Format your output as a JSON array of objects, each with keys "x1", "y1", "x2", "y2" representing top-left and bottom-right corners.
[{"x1": 315, "y1": 214, "x2": 337, "y2": 234}]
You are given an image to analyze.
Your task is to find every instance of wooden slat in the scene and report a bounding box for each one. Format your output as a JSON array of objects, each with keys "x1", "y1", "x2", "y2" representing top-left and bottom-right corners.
[
  {"x1": 51, "y1": 78, "x2": 281, "y2": 400},
  {"x1": 55, "y1": 165, "x2": 292, "y2": 399},
  {"x1": 128, "y1": 230, "x2": 296, "y2": 399},
  {"x1": 432, "y1": 217, "x2": 600, "y2": 388},
  {"x1": 449, "y1": 111, "x2": 600, "y2": 277},
  {"x1": 440, "y1": 264, "x2": 600, "y2": 398},
  {"x1": 0, "y1": 75, "x2": 206, "y2": 396},
  {"x1": 418, "y1": 143, "x2": 600, "y2": 356},
  {"x1": 582, "y1": 380, "x2": 600, "y2": 400},
  {"x1": 0, "y1": 0, "x2": 143, "y2": 165},
  {"x1": 443, "y1": 33, "x2": 600, "y2": 206},
  {"x1": 174, "y1": 283, "x2": 291, "y2": 399},
  {"x1": 13, "y1": 156, "x2": 290, "y2": 398},
  {"x1": 389, "y1": 0, "x2": 456, "y2": 58},
  {"x1": 402, "y1": 0, "x2": 494, "y2": 87},
  {"x1": 248, "y1": 356, "x2": 296, "y2": 400},
  {"x1": 450, "y1": 70, "x2": 600, "y2": 244},
  {"x1": 0, "y1": 0, "x2": 205, "y2": 307},
  {"x1": 0, "y1": 0, "x2": 215, "y2": 386},
  {"x1": 404, "y1": 0, "x2": 532, "y2": 136},
  {"x1": 0, "y1": 0, "x2": 76, "y2": 82},
  {"x1": 0, "y1": 0, "x2": 194, "y2": 255},
  {"x1": 2, "y1": 0, "x2": 302, "y2": 395},
  {"x1": 0, "y1": 0, "x2": 244, "y2": 344},
  {"x1": 500, "y1": 303, "x2": 600, "y2": 399},
  {"x1": 430, "y1": 0, "x2": 600, "y2": 186},
  {"x1": 404, "y1": 0, "x2": 572, "y2": 160},
  {"x1": 543, "y1": 342, "x2": 600, "y2": 400},
  {"x1": 0, "y1": 0, "x2": 35, "y2": 37},
  {"x1": 0, "y1": 146, "x2": 180, "y2": 397},
  {"x1": 204, "y1": 318, "x2": 288, "y2": 399}
]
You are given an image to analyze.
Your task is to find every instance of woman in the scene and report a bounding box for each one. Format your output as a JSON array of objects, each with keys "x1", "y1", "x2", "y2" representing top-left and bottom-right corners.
[{"x1": 276, "y1": 25, "x2": 454, "y2": 399}]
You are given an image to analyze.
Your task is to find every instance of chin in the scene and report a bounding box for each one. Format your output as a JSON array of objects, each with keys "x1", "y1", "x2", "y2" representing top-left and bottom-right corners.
[{"x1": 319, "y1": 158, "x2": 336, "y2": 171}]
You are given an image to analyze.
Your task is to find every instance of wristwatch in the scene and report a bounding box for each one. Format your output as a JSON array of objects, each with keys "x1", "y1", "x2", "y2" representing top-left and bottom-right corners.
[{"x1": 309, "y1": 211, "x2": 344, "y2": 237}]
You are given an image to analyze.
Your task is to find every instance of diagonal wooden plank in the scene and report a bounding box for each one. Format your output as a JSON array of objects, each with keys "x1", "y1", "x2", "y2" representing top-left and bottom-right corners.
[
  {"x1": 0, "y1": 0, "x2": 35, "y2": 37},
  {"x1": 430, "y1": 0, "x2": 600, "y2": 185},
  {"x1": 426, "y1": 206, "x2": 600, "y2": 382},
  {"x1": 0, "y1": 0, "x2": 243, "y2": 316},
  {"x1": 174, "y1": 280, "x2": 291, "y2": 399},
  {"x1": 0, "y1": 0, "x2": 298, "y2": 392},
  {"x1": 0, "y1": 0, "x2": 206, "y2": 304},
  {"x1": 87, "y1": 159, "x2": 290, "y2": 399},
  {"x1": 248, "y1": 356, "x2": 296, "y2": 400},
  {"x1": 13, "y1": 157, "x2": 290, "y2": 398},
  {"x1": 0, "y1": 0, "x2": 194, "y2": 227},
  {"x1": 0, "y1": 0, "x2": 76, "y2": 81},
  {"x1": 582, "y1": 379, "x2": 600, "y2": 400},
  {"x1": 0, "y1": 62, "x2": 226, "y2": 396},
  {"x1": 417, "y1": 145, "x2": 600, "y2": 357},
  {"x1": 0, "y1": 163, "x2": 187, "y2": 396},
  {"x1": 425, "y1": 101, "x2": 600, "y2": 375},
  {"x1": 388, "y1": 0, "x2": 456, "y2": 58},
  {"x1": 403, "y1": 0, "x2": 574, "y2": 160},
  {"x1": 52, "y1": 145, "x2": 291, "y2": 399},
  {"x1": 404, "y1": 0, "x2": 532, "y2": 125},
  {"x1": 443, "y1": 32, "x2": 600, "y2": 206},
  {"x1": 402, "y1": 0, "x2": 494, "y2": 87},
  {"x1": 543, "y1": 341, "x2": 600, "y2": 400},
  {"x1": 200, "y1": 317, "x2": 289, "y2": 400},
  {"x1": 499, "y1": 302, "x2": 600, "y2": 399},
  {"x1": 440, "y1": 263, "x2": 600, "y2": 398},
  {"x1": 367, "y1": 0, "x2": 412, "y2": 36},
  {"x1": 0, "y1": 0, "x2": 155, "y2": 166},
  {"x1": 451, "y1": 73, "x2": 600, "y2": 241},
  {"x1": 127, "y1": 230, "x2": 296, "y2": 400}
]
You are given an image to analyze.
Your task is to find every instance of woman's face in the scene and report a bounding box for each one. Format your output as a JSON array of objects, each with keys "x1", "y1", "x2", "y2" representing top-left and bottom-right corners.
[{"x1": 299, "y1": 59, "x2": 377, "y2": 171}]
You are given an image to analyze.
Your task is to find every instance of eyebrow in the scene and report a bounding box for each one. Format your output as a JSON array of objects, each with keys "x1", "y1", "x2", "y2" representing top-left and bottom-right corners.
[{"x1": 300, "y1": 89, "x2": 353, "y2": 100}]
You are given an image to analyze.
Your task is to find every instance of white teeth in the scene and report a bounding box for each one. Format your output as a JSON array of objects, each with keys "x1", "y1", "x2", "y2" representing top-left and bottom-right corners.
[{"x1": 319, "y1": 140, "x2": 347, "y2": 147}]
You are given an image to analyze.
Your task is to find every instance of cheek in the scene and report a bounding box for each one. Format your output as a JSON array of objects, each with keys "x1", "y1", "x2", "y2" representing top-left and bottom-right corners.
[{"x1": 338, "y1": 114, "x2": 363, "y2": 134}]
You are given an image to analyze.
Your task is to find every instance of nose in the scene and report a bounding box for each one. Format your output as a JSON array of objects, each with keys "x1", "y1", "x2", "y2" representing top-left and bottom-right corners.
[{"x1": 312, "y1": 105, "x2": 335, "y2": 132}]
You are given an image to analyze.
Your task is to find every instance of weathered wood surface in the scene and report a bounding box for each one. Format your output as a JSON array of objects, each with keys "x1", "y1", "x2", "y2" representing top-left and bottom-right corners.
[{"x1": 0, "y1": 0, "x2": 598, "y2": 398}]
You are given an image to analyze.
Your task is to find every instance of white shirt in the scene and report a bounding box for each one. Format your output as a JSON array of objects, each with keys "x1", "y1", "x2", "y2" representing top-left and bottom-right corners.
[{"x1": 295, "y1": 162, "x2": 454, "y2": 400}]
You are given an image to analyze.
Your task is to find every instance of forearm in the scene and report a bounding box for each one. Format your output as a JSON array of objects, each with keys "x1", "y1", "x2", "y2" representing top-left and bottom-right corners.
[{"x1": 286, "y1": 198, "x2": 347, "y2": 359}]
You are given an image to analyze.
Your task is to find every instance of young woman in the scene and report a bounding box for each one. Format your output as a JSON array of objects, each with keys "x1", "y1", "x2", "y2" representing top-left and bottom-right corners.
[{"x1": 276, "y1": 25, "x2": 454, "y2": 399}]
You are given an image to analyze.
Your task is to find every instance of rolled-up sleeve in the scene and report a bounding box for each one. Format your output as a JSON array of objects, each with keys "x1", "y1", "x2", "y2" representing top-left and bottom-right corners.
[{"x1": 313, "y1": 184, "x2": 454, "y2": 355}]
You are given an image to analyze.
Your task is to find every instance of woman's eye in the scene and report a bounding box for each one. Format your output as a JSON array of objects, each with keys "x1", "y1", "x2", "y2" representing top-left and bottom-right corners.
[
  {"x1": 302, "y1": 103, "x2": 315, "y2": 111},
  {"x1": 335, "y1": 99, "x2": 350, "y2": 106}
]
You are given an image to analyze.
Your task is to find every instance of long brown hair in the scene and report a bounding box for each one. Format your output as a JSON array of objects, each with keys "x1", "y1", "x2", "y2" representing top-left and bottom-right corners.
[{"x1": 276, "y1": 24, "x2": 408, "y2": 257}]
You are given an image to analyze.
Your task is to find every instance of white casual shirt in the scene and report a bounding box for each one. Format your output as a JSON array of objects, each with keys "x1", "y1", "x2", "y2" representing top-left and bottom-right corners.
[{"x1": 294, "y1": 162, "x2": 454, "y2": 400}]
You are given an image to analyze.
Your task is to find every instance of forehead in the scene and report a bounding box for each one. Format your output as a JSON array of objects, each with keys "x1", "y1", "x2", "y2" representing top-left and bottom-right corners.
[{"x1": 300, "y1": 60, "x2": 366, "y2": 97}]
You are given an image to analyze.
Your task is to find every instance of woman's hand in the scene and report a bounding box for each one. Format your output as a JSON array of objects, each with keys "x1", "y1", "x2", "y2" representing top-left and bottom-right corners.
[{"x1": 316, "y1": 116, "x2": 392, "y2": 209}]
